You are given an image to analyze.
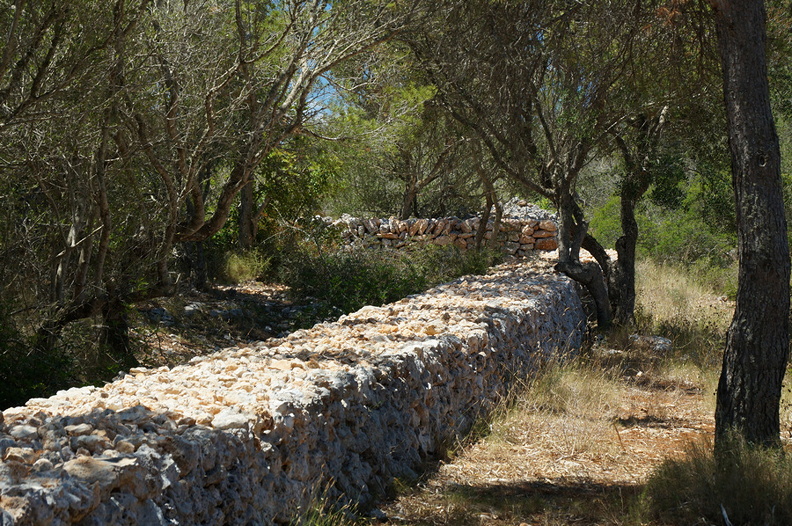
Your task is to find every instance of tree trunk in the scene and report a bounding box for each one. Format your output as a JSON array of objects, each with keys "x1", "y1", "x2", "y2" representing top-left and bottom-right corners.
[
  {"x1": 472, "y1": 141, "x2": 499, "y2": 251},
  {"x1": 609, "y1": 206, "x2": 639, "y2": 326},
  {"x1": 100, "y1": 296, "x2": 138, "y2": 371},
  {"x1": 184, "y1": 241, "x2": 208, "y2": 291},
  {"x1": 610, "y1": 178, "x2": 651, "y2": 326},
  {"x1": 713, "y1": 0, "x2": 790, "y2": 448},
  {"x1": 475, "y1": 191, "x2": 492, "y2": 250},
  {"x1": 609, "y1": 109, "x2": 667, "y2": 326},
  {"x1": 239, "y1": 182, "x2": 256, "y2": 250},
  {"x1": 399, "y1": 178, "x2": 420, "y2": 220},
  {"x1": 556, "y1": 192, "x2": 612, "y2": 329},
  {"x1": 488, "y1": 199, "x2": 503, "y2": 252}
]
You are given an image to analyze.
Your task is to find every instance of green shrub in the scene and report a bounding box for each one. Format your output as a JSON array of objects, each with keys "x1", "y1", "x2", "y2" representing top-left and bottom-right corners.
[
  {"x1": 408, "y1": 244, "x2": 499, "y2": 285},
  {"x1": 280, "y1": 245, "x2": 499, "y2": 315},
  {"x1": 588, "y1": 195, "x2": 622, "y2": 248},
  {"x1": 0, "y1": 307, "x2": 75, "y2": 409},
  {"x1": 637, "y1": 200, "x2": 735, "y2": 268},
  {"x1": 220, "y1": 250, "x2": 271, "y2": 284}
]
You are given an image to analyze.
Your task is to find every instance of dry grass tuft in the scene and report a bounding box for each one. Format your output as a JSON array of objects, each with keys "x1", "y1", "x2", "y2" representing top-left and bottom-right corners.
[
  {"x1": 644, "y1": 433, "x2": 792, "y2": 526},
  {"x1": 633, "y1": 259, "x2": 731, "y2": 369},
  {"x1": 492, "y1": 360, "x2": 625, "y2": 464}
]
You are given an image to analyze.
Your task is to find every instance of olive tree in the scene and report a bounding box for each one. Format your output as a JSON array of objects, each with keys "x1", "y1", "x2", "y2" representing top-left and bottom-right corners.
[
  {"x1": 409, "y1": 0, "x2": 717, "y2": 327},
  {"x1": 0, "y1": 0, "x2": 426, "y2": 391}
]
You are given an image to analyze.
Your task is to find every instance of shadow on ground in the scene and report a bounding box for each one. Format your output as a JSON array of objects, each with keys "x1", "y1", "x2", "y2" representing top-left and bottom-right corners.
[{"x1": 382, "y1": 478, "x2": 643, "y2": 525}]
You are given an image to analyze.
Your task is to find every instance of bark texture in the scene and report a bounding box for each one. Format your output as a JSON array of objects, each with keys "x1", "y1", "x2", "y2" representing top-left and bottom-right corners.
[
  {"x1": 610, "y1": 108, "x2": 667, "y2": 326},
  {"x1": 556, "y1": 193, "x2": 612, "y2": 329},
  {"x1": 713, "y1": 0, "x2": 790, "y2": 447}
]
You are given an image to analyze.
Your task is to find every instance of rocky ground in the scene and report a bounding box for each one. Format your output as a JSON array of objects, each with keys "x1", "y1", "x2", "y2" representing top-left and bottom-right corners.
[{"x1": 130, "y1": 282, "x2": 336, "y2": 368}]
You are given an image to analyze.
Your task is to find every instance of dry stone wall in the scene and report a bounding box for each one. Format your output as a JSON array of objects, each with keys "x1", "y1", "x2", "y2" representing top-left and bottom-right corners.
[
  {"x1": 328, "y1": 216, "x2": 559, "y2": 255},
  {"x1": 326, "y1": 203, "x2": 559, "y2": 255},
  {"x1": 0, "y1": 260, "x2": 585, "y2": 525}
]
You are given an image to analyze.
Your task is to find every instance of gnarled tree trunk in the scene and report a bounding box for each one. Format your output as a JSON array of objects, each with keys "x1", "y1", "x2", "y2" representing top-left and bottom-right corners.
[
  {"x1": 610, "y1": 108, "x2": 668, "y2": 326},
  {"x1": 555, "y1": 191, "x2": 612, "y2": 329}
]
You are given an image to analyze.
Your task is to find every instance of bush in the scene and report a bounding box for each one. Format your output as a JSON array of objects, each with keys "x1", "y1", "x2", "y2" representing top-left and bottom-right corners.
[
  {"x1": 0, "y1": 307, "x2": 76, "y2": 409},
  {"x1": 220, "y1": 250, "x2": 271, "y2": 284},
  {"x1": 281, "y1": 248, "x2": 426, "y2": 314},
  {"x1": 637, "y1": 199, "x2": 736, "y2": 268},
  {"x1": 643, "y1": 434, "x2": 792, "y2": 525},
  {"x1": 279, "y1": 245, "x2": 500, "y2": 315}
]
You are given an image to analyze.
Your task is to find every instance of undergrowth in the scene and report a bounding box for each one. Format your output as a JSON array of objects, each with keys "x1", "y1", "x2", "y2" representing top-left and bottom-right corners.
[
  {"x1": 643, "y1": 434, "x2": 792, "y2": 525},
  {"x1": 220, "y1": 249, "x2": 271, "y2": 284},
  {"x1": 632, "y1": 259, "x2": 730, "y2": 368},
  {"x1": 280, "y1": 244, "x2": 500, "y2": 315}
]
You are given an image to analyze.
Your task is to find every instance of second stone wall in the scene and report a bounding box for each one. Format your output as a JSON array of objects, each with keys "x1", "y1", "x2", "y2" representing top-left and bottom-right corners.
[
  {"x1": 0, "y1": 260, "x2": 585, "y2": 525},
  {"x1": 327, "y1": 215, "x2": 559, "y2": 256}
]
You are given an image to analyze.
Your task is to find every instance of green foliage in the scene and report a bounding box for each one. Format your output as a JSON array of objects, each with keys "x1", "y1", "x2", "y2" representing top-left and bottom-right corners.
[
  {"x1": 646, "y1": 154, "x2": 686, "y2": 209},
  {"x1": 589, "y1": 167, "x2": 737, "y2": 272},
  {"x1": 0, "y1": 307, "x2": 75, "y2": 410},
  {"x1": 638, "y1": 198, "x2": 735, "y2": 268},
  {"x1": 280, "y1": 245, "x2": 499, "y2": 315},
  {"x1": 258, "y1": 140, "x2": 340, "y2": 223},
  {"x1": 589, "y1": 195, "x2": 622, "y2": 248},
  {"x1": 696, "y1": 163, "x2": 737, "y2": 234},
  {"x1": 202, "y1": 139, "x2": 337, "y2": 280},
  {"x1": 321, "y1": 41, "x2": 484, "y2": 219},
  {"x1": 643, "y1": 433, "x2": 792, "y2": 526},
  {"x1": 280, "y1": 248, "x2": 422, "y2": 314},
  {"x1": 219, "y1": 250, "x2": 271, "y2": 284}
]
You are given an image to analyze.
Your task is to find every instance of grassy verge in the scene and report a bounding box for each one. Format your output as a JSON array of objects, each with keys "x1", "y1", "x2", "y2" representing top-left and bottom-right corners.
[{"x1": 643, "y1": 433, "x2": 792, "y2": 526}]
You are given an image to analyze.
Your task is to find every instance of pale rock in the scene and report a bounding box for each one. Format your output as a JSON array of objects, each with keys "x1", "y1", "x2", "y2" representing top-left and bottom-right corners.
[
  {"x1": 31, "y1": 458, "x2": 53, "y2": 473},
  {"x1": 3, "y1": 447, "x2": 38, "y2": 463},
  {"x1": 8, "y1": 425, "x2": 38, "y2": 441},
  {"x1": 212, "y1": 410, "x2": 250, "y2": 431},
  {"x1": 65, "y1": 423, "x2": 93, "y2": 436},
  {"x1": 628, "y1": 335, "x2": 673, "y2": 354}
]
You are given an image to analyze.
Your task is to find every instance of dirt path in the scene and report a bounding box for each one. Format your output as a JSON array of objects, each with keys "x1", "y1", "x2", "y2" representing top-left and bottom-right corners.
[{"x1": 377, "y1": 361, "x2": 716, "y2": 525}]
